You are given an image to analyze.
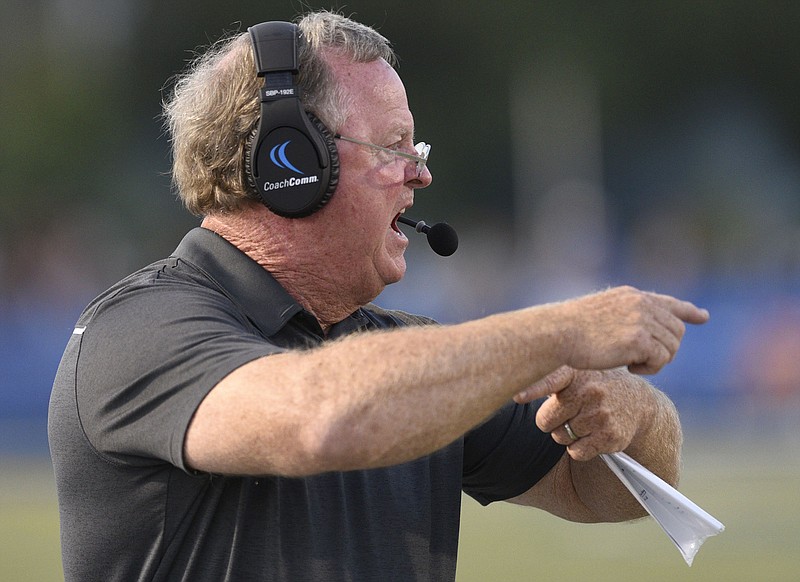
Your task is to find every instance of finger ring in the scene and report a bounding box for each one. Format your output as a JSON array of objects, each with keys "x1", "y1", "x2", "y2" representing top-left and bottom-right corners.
[{"x1": 564, "y1": 422, "x2": 579, "y2": 442}]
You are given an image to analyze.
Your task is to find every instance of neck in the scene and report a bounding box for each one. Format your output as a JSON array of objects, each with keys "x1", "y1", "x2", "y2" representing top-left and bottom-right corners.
[{"x1": 201, "y1": 204, "x2": 373, "y2": 331}]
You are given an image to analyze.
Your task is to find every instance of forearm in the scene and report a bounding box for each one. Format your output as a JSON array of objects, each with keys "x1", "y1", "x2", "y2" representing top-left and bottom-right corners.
[
  {"x1": 185, "y1": 304, "x2": 567, "y2": 476},
  {"x1": 185, "y1": 283, "x2": 704, "y2": 478},
  {"x1": 619, "y1": 381, "x2": 683, "y2": 486}
]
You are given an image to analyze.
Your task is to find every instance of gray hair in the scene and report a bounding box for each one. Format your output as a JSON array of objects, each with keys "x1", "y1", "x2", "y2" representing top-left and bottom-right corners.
[{"x1": 162, "y1": 10, "x2": 396, "y2": 216}]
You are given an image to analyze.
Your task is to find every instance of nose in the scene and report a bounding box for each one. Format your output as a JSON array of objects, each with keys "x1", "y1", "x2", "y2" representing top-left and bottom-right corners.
[{"x1": 406, "y1": 162, "x2": 432, "y2": 189}]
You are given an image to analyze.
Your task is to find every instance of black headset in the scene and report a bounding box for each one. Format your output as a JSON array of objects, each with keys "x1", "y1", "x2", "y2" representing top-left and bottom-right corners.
[{"x1": 245, "y1": 22, "x2": 339, "y2": 218}]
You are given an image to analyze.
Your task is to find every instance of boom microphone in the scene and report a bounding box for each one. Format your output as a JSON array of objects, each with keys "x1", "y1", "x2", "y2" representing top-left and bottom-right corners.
[{"x1": 397, "y1": 215, "x2": 458, "y2": 256}]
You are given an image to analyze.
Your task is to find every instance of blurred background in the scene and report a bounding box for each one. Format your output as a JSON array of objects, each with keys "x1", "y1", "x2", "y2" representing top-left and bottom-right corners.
[{"x1": 1, "y1": 1, "x2": 799, "y2": 580}]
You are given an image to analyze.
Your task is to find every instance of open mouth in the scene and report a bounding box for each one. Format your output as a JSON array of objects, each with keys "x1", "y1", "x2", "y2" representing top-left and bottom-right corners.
[{"x1": 391, "y1": 212, "x2": 403, "y2": 234}]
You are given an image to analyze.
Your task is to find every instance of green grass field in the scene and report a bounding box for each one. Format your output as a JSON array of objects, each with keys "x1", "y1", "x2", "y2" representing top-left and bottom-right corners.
[
  {"x1": 2, "y1": 432, "x2": 798, "y2": 581},
  {"x1": 458, "y1": 433, "x2": 800, "y2": 582}
]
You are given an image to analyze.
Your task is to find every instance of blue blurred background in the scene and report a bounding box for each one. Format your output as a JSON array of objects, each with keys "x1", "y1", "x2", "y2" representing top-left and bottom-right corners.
[{"x1": 3, "y1": 0, "x2": 799, "y2": 451}]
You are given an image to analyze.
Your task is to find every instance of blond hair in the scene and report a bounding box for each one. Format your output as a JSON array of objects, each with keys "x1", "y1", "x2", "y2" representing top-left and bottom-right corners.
[{"x1": 162, "y1": 11, "x2": 396, "y2": 216}]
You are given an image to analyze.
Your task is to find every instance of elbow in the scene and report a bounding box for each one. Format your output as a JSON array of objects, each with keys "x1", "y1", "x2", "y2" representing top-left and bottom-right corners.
[
  {"x1": 296, "y1": 407, "x2": 401, "y2": 475},
  {"x1": 291, "y1": 429, "x2": 341, "y2": 476},
  {"x1": 297, "y1": 420, "x2": 375, "y2": 475}
]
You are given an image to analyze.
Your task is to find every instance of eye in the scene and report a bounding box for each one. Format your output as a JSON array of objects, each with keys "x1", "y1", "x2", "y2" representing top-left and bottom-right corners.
[
  {"x1": 387, "y1": 135, "x2": 414, "y2": 153},
  {"x1": 384, "y1": 140, "x2": 403, "y2": 152}
]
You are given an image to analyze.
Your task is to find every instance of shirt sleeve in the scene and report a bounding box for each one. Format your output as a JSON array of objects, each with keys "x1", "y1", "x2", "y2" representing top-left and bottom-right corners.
[
  {"x1": 462, "y1": 398, "x2": 566, "y2": 505},
  {"x1": 74, "y1": 274, "x2": 281, "y2": 473}
]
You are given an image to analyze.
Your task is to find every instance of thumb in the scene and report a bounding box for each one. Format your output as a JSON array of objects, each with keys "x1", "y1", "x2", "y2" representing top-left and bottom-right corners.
[{"x1": 513, "y1": 366, "x2": 575, "y2": 404}]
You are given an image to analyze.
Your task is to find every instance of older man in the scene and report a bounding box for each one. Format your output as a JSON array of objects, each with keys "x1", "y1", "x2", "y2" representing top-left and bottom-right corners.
[{"x1": 49, "y1": 11, "x2": 708, "y2": 581}]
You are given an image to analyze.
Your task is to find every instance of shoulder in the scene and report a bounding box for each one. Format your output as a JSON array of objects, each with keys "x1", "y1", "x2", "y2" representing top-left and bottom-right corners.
[
  {"x1": 74, "y1": 257, "x2": 263, "y2": 372},
  {"x1": 81, "y1": 257, "x2": 243, "y2": 326}
]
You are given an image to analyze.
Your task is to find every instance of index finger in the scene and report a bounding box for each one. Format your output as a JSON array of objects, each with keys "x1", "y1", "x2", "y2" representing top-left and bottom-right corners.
[
  {"x1": 513, "y1": 365, "x2": 575, "y2": 404},
  {"x1": 650, "y1": 293, "x2": 710, "y2": 325}
]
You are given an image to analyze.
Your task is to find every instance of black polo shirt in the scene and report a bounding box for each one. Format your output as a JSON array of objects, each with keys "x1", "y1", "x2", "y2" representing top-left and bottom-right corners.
[{"x1": 48, "y1": 227, "x2": 565, "y2": 582}]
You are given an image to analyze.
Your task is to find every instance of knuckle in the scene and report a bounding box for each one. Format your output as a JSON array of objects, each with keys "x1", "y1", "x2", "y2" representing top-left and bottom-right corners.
[
  {"x1": 633, "y1": 294, "x2": 650, "y2": 313},
  {"x1": 630, "y1": 328, "x2": 650, "y2": 351},
  {"x1": 552, "y1": 432, "x2": 571, "y2": 446},
  {"x1": 535, "y1": 408, "x2": 556, "y2": 432},
  {"x1": 592, "y1": 406, "x2": 612, "y2": 426},
  {"x1": 582, "y1": 382, "x2": 605, "y2": 402}
]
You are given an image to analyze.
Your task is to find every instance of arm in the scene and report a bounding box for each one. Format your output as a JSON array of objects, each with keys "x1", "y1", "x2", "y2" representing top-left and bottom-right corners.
[
  {"x1": 509, "y1": 368, "x2": 682, "y2": 522},
  {"x1": 184, "y1": 286, "x2": 706, "y2": 477}
]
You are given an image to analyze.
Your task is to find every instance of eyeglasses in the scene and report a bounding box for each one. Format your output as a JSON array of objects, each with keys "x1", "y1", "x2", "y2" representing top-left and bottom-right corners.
[{"x1": 334, "y1": 134, "x2": 431, "y2": 177}]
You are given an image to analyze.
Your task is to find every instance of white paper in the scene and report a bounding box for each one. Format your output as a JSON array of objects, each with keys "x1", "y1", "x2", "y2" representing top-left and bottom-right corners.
[{"x1": 601, "y1": 451, "x2": 725, "y2": 566}]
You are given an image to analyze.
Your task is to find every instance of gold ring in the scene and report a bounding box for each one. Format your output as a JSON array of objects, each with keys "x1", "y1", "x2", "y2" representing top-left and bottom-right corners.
[{"x1": 564, "y1": 422, "x2": 579, "y2": 442}]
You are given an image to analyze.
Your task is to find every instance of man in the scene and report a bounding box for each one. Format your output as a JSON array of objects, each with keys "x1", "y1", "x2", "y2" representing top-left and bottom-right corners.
[{"x1": 48, "y1": 11, "x2": 709, "y2": 581}]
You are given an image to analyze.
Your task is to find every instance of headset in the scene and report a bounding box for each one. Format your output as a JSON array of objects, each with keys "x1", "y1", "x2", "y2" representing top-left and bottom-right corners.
[{"x1": 245, "y1": 22, "x2": 339, "y2": 218}]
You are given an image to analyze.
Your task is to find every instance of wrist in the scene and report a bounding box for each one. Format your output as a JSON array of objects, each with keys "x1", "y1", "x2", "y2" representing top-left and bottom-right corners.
[{"x1": 522, "y1": 301, "x2": 577, "y2": 370}]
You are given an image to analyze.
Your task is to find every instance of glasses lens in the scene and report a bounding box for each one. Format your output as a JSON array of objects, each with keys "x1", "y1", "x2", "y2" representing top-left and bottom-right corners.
[{"x1": 414, "y1": 142, "x2": 430, "y2": 176}]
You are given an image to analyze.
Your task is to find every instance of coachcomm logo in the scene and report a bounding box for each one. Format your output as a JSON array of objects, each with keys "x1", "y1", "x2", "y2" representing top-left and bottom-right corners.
[
  {"x1": 270, "y1": 140, "x2": 304, "y2": 175},
  {"x1": 264, "y1": 140, "x2": 319, "y2": 191}
]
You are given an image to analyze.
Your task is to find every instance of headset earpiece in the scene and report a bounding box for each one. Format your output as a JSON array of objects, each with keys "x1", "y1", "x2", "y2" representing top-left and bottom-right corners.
[
  {"x1": 247, "y1": 22, "x2": 339, "y2": 218},
  {"x1": 306, "y1": 112, "x2": 340, "y2": 195}
]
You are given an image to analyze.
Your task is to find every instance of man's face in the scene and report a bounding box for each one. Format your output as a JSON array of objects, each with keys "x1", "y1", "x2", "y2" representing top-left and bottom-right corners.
[{"x1": 322, "y1": 55, "x2": 432, "y2": 299}]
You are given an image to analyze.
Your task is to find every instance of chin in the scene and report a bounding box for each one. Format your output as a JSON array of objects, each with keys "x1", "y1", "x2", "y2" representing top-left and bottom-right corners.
[{"x1": 383, "y1": 255, "x2": 407, "y2": 285}]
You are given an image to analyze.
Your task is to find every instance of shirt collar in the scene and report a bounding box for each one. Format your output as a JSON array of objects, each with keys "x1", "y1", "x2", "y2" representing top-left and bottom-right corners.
[{"x1": 171, "y1": 227, "x2": 305, "y2": 337}]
